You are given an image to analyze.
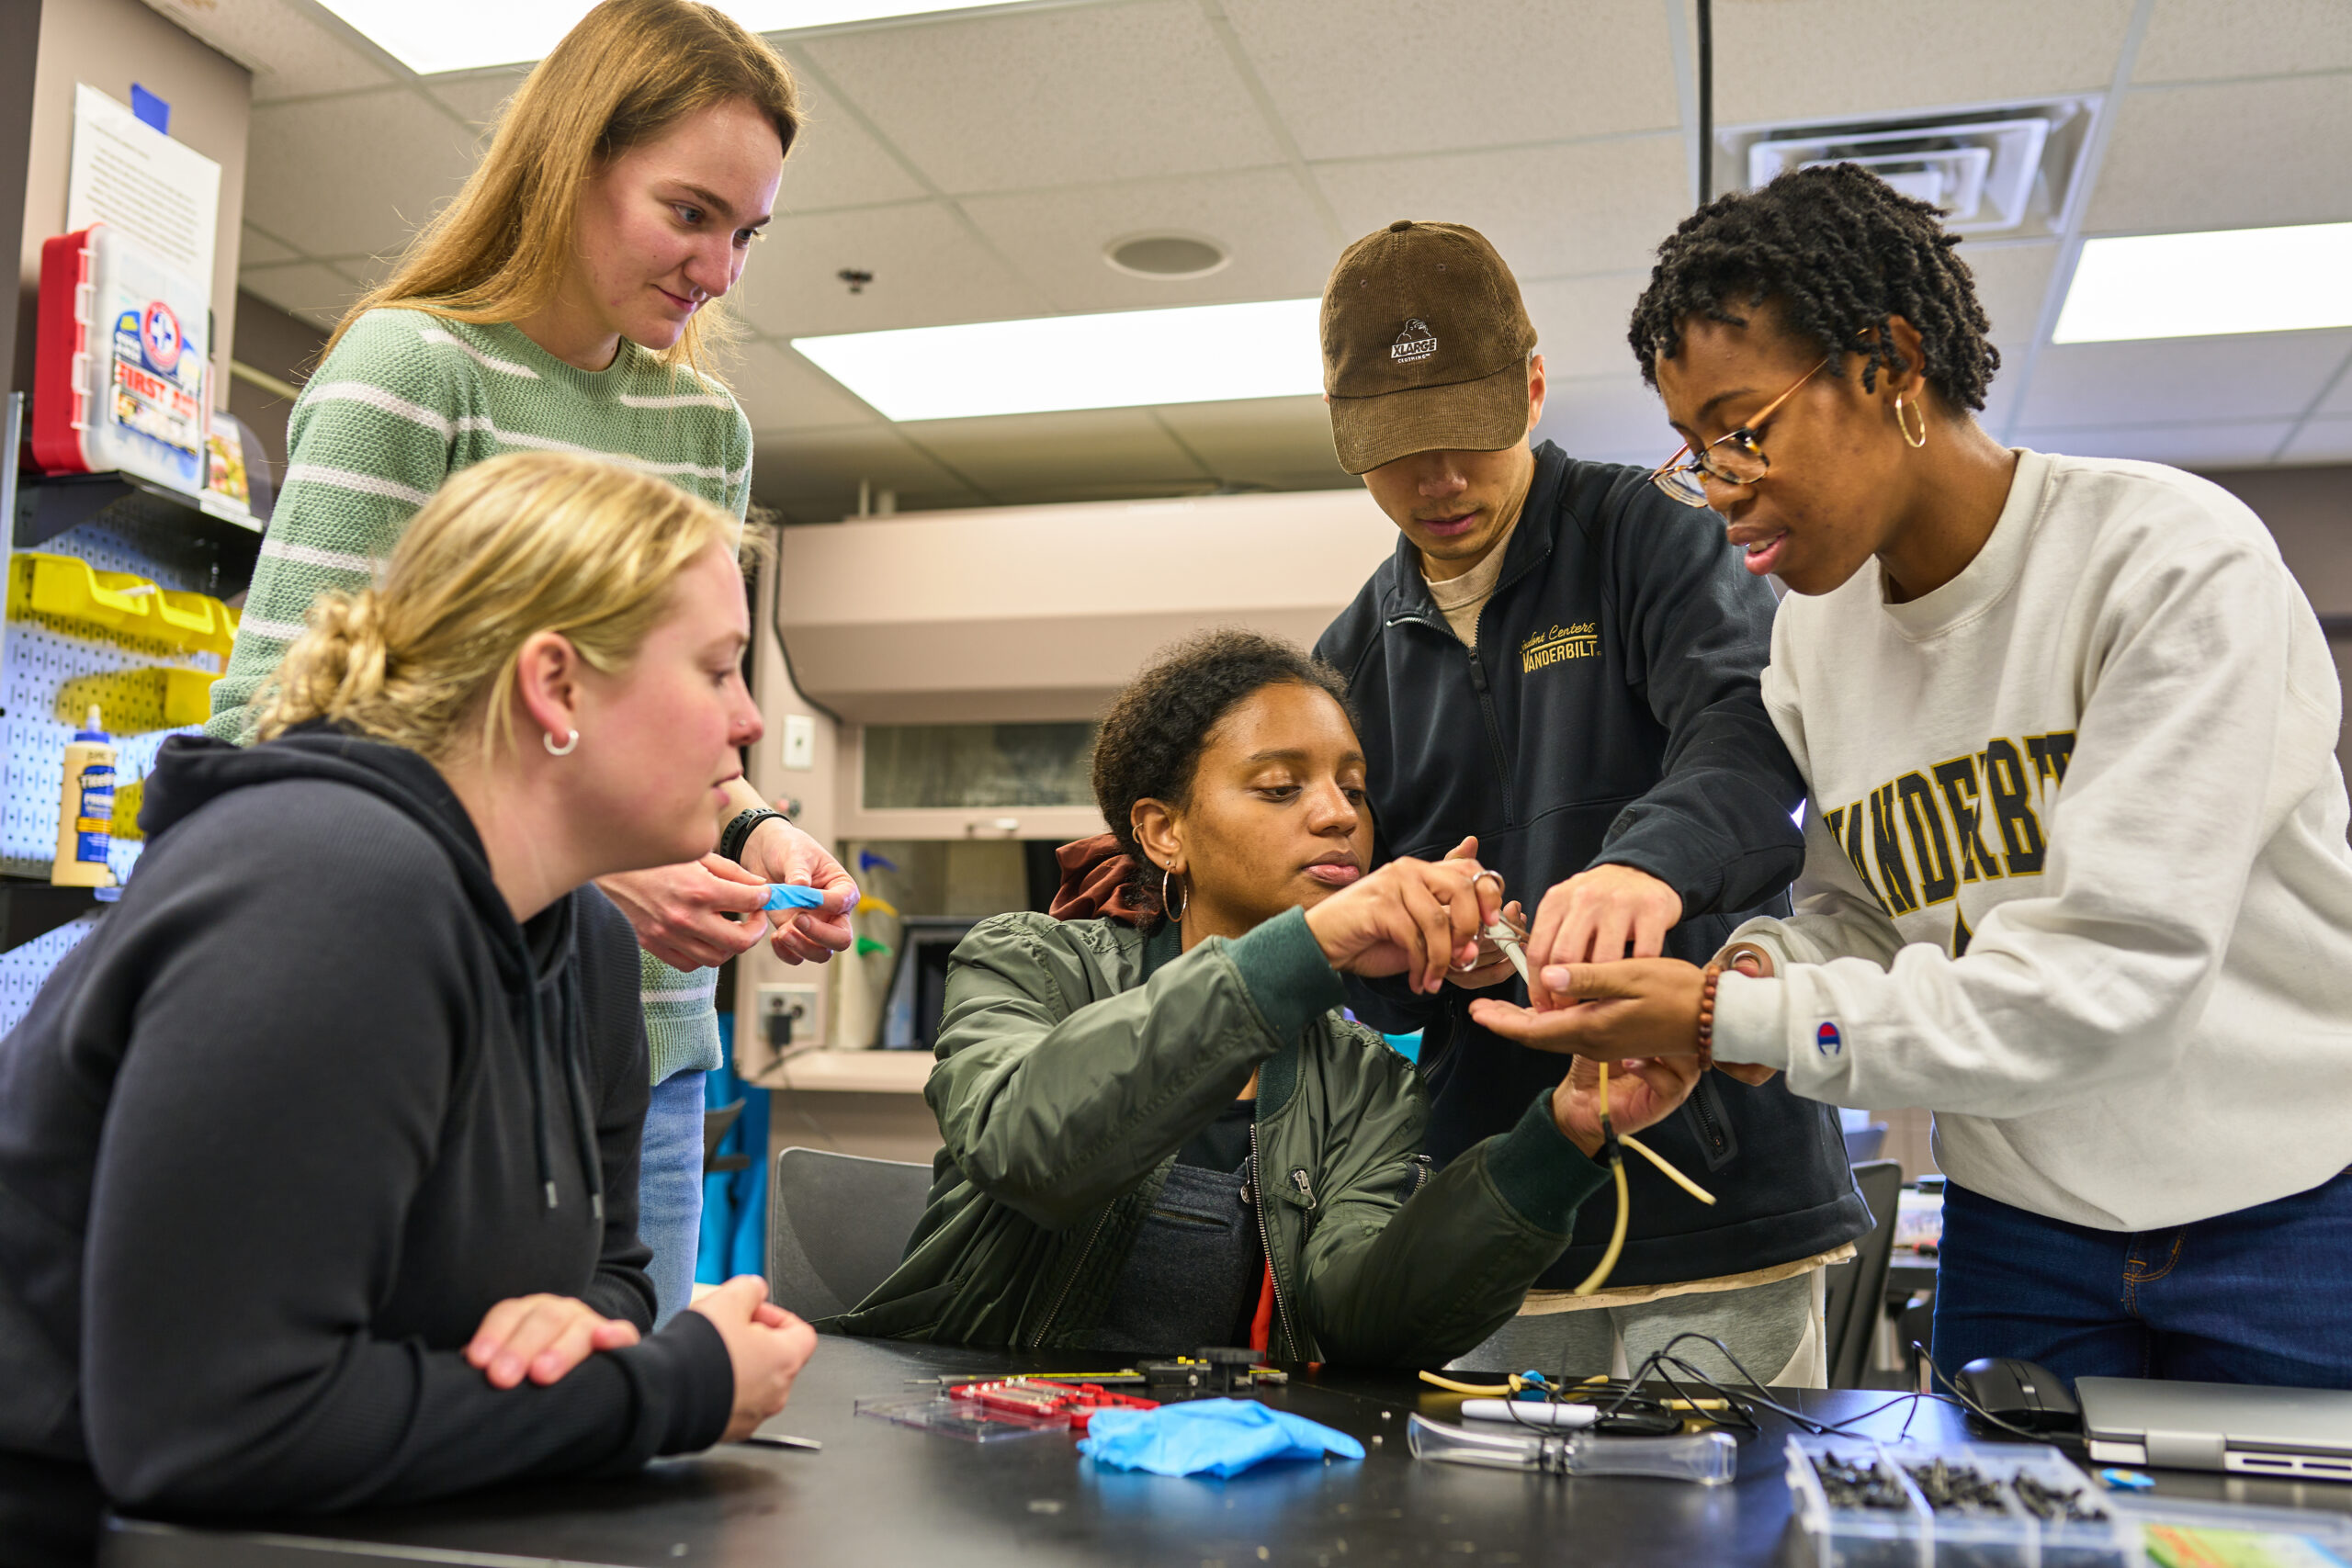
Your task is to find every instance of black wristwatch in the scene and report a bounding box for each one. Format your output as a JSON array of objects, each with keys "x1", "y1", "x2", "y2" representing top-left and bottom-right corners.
[{"x1": 719, "y1": 807, "x2": 788, "y2": 866}]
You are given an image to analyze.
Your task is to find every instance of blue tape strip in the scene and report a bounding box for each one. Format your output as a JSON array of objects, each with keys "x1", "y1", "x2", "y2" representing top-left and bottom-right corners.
[{"x1": 761, "y1": 884, "x2": 828, "y2": 911}]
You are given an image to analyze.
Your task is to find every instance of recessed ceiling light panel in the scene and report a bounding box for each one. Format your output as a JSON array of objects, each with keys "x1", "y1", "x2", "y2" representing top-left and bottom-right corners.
[
  {"x1": 793, "y1": 299, "x2": 1322, "y2": 422},
  {"x1": 1104, "y1": 233, "x2": 1230, "y2": 280},
  {"x1": 316, "y1": 0, "x2": 1023, "y2": 76},
  {"x1": 2054, "y1": 223, "x2": 2352, "y2": 344}
]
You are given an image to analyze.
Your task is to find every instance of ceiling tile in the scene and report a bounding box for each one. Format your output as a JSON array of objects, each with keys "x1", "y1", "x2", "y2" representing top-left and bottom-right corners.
[
  {"x1": 1961, "y1": 242, "x2": 2060, "y2": 347},
  {"x1": 2319, "y1": 356, "x2": 2352, "y2": 414},
  {"x1": 772, "y1": 76, "x2": 929, "y2": 214},
  {"x1": 1519, "y1": 272, "x2": 1647, "y2": 382},
  {"x1": 2018, "y1": 332, "x2": 2352, "y2": 426},
  {"x1": 721, "y1": 339, "x2": 884, "y2": 434},
  {"x1": 2009, "y1": 421, "x2": 2294, "y2": 468},
  {"x1": 2279, "y1": 416, "x2": 2352, "y2": 465},
  {"x1": 959, "y1": 169, "x2": 1336, "y2": 315},
  {"x1": 1316, "y1": 136, "x2": 1691, "y2": 282},
  {"x1": 424, "y1": 68, "x2": 528, "y2": 132},
  {"x1": 2134, "y1": 0, "x2": 2352, "y2": 84},
  {"x1": 2086, "y1": 74, "x2": 2352, "y2": 233},
  {"x1": 239, "y1": 224, "x2": 302, "y2": 267},
  {"x1": 1713, "y1": 0, "x2": 2134, "y2": 124},
  {"x1": 238, "y1": 262, "x2": 370, "y2": 328},
  {"x1": 246, "y1": 89, "x2": 481, "y2": 257},
  {"x1": 142, "y1": 0, "x2": 396, "y2": 102},
  {"x1": 1221, "y1": 0, "x2": 1677, "y2": 163},
  {"x1": 729, "y1": 201, "x2": 1046, "y2": 338},
  {"x1": 1535, "y1": 374, "x2": 1673, "y2": 458},
  {"x1": 1155, "y1": 396, "x2": 1351, "y2": 490},
  {"x1": 797, "y1": 2, "x2": 1282, "y2": 194},
  {"x1": 897, "y1": 408, "x2": 1210, "y2": 491},
  {"x1": 747, "y1": 425, "x2": 985, "y2": 521}
]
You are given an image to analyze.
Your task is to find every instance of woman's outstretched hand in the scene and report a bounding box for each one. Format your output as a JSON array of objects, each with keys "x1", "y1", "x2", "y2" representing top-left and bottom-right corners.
[
  {"x1": 1548, "y1": 1053, "x2": 1704, "y2": 1156},
  {"x1": 1468, "y1": 957, "x2": 1707, "y2": 1059},
  {"x1": 1304, "y1": 855, "x2": 1504, "y2": 995}
]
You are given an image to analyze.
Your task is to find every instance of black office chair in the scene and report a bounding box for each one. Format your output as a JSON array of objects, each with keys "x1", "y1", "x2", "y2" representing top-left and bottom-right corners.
[
  {"x1": 1842, "y1": 1122, "x2": 1888, "y2": 1164},
  {"x1": 1823, "y1": 1158, "x2": 1905, "y2": 1389},
  {"x1": 766, "y1": 1146, "x2": 935, "y2": 1319}
]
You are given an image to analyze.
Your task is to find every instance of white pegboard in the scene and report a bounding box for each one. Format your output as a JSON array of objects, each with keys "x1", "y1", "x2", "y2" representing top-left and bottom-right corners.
[
  {"x1": 4, "y1": 518, "x2": 227, "y2": 969},
  {"x1": 0, "y1": 911, "x2": 103, "y2": 1036}
]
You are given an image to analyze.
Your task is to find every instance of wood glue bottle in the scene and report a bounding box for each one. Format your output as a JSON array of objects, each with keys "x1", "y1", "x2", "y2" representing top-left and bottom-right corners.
[{"x1": 51, "y1": 705, "x2": 116, "y2": 887}]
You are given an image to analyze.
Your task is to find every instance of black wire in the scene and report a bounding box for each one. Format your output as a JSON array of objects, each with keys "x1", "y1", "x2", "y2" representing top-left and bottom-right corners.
[
  {"x1": 1545, "y1": 1331, "x2": 2055, "y2": 1448},
  {"x1": 1695, "y1": 0, "x2": 1713, "y2": 208}
]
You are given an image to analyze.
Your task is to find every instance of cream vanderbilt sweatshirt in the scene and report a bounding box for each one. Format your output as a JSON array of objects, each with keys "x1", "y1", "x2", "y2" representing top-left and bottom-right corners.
[{"x1": 1713, "y1": 449, "x2": 2352, "y2": 1232}]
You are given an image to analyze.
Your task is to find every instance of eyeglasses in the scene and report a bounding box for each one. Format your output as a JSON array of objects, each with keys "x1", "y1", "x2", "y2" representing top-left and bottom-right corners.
[{"x1": 1649, "y1": 358, "x2": 1830, "y2": 508}]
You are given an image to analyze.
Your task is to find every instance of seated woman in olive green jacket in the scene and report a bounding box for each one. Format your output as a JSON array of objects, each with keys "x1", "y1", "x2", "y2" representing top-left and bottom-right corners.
[{"x1": 834, "y1": 631, "x2": 1702, "y2": 1366}]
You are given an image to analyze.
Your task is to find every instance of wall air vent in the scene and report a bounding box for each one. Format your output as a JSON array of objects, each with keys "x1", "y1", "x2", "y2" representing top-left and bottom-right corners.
[{"x1": 1720, "y1": 97, "x2": 2098, "y2": 240}]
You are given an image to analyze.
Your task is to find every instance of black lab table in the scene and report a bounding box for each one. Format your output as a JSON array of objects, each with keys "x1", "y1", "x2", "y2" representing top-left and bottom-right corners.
[{"x1": 99, "y1": 1335, "x2": 2347, "y2": 1567}]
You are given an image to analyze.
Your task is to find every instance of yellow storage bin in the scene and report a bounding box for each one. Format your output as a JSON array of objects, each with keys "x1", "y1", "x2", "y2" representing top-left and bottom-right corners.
[
  {"x1": 55, "y1": 666, "x2": 222, "y2": 735},
  {"x1": 10, "y1": 552, "x2": 157, "y2": 635},
  {"x1": 7, "y1": 553, "x2": 239, "y2": 656},
  {"x1": 162, "y1": 668, "x2": 220, "y2": 727},
  {"x1": 112, "y1": 775, "x2": 145, "y2": 843},
  {"x1": 153, "y1": 589, "x2": 216, "y2": 644},
  {"x1": 196, "y1": 600, "x2": 240, "y2": 659}
]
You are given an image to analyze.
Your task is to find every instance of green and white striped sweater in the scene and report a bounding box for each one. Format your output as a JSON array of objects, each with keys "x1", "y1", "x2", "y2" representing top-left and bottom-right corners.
[{"x1": 209, "y1": 308, "x2": 754, "y2": 1084}]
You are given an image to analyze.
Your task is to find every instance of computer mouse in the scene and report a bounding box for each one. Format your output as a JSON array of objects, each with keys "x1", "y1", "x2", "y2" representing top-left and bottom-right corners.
[{"x1": 1954, "y1": 1358, "x2": 2081, "y2": 1434}]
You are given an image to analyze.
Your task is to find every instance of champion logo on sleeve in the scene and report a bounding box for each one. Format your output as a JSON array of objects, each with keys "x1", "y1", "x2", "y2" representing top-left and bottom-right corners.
[{"x1": 1815, "y1": 1021, "x2": 1843, "y2": 1056}]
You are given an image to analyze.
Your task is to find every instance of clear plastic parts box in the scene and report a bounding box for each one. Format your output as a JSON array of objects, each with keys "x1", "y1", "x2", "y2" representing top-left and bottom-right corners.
[{"x1": 1787, "y1": 1435, "x2": 2130, "y2": 1568}]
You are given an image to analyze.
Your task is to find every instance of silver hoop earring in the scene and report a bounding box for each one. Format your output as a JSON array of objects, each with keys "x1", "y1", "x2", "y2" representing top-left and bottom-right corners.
[
  {"x1": 1160, "y1": 863, "x2": 1188, "y2": 922},
  {"x1": 543, "y1": 728, "x2": 580, "y2": 757}
]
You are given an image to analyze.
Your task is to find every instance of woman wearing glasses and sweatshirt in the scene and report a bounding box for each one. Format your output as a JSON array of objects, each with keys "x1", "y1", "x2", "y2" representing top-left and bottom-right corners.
[{"x1": 1476, "y1": 164, "x2": 2352, "y2": 1389}]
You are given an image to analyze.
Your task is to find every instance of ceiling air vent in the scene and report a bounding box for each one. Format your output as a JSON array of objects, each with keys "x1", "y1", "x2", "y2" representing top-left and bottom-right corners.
[{"x1": 1722, "y1": 98, "x2": 2098, "y2": 239}]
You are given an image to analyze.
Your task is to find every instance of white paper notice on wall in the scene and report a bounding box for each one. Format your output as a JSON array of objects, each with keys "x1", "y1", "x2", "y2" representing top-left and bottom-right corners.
[{"x1": 64, "y1": 84, "x2": 220, "y2": 293}]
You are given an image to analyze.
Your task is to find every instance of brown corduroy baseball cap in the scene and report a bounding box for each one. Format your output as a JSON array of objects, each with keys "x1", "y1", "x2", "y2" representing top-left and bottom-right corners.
[{"x1": 1319, "y1": 220, "x2": 1538, "y2": 475}]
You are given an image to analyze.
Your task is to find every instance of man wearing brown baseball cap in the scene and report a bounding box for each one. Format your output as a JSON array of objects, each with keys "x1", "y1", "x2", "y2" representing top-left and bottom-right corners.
[{"x1": 1313, "y1": 220, "x2": 1867, "y2": 1384}]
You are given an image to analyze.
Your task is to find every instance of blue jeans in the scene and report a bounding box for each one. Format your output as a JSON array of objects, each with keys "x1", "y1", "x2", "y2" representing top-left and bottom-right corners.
[
  {"x1": 639, "y1": 1070, "x2": 707, "y2": 1330},
  {"x1": 1932, "y1": 1169, "x2": 2352, "y2": 1390}
]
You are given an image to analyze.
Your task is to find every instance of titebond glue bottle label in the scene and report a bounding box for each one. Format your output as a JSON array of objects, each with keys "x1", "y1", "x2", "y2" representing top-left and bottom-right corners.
[{"x1": 51, "y1": 705, "x2": 117, "y2": 888}]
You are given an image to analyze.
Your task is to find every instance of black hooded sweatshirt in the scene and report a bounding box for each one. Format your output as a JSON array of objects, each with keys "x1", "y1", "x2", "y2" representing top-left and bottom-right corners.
[
  {"x1": 1317, "y1": 444, "x2": 1869, "y2": 1290},
  {"x1": 0, "y1": 728, "x2": 731, "y2": 1561}
]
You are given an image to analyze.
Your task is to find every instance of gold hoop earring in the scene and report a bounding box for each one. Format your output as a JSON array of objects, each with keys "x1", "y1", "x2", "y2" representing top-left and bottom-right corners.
[
  {"x1": 1160, "y1": 863, "x2": 1188, "y2": 922},
  {"x1": 1895, "y1": 395, "x2": 1928, "y2": 448}
]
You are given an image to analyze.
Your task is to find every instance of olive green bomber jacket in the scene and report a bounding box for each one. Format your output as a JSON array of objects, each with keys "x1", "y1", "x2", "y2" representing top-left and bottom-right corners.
[{"x1": 830, "y1": 907, "x2": 1611, "y2": 1365}]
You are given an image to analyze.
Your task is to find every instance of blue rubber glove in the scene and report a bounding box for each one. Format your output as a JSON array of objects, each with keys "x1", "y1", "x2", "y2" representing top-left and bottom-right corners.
[{"x1": 1077, "y1": 1399, "x2": 1365, "y2": 1478}]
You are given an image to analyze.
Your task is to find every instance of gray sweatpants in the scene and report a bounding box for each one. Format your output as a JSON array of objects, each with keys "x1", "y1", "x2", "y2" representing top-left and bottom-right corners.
[{"x1": 1448, "y1": 1269, "x2": 1828, "y2": 1388}]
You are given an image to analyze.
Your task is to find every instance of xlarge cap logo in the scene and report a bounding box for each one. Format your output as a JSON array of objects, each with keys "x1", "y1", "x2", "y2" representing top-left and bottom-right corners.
[{"x1": 1390, "y1": 317, "x2": 1437, "y2": 365}]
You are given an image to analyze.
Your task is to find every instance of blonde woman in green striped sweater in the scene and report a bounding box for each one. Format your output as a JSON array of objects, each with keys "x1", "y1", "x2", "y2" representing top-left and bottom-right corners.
[{"x1": 209, "y1": 0, "x2": 855, "y2": 1325}]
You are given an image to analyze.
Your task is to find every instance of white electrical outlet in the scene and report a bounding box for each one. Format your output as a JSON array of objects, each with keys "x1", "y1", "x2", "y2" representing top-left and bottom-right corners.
[
  {"x1": 781, "y1": 714, "x2": 816, "y2": 771},
  {"x1": 755, "y1": 982, "x2": 823, "y2": 1052}
]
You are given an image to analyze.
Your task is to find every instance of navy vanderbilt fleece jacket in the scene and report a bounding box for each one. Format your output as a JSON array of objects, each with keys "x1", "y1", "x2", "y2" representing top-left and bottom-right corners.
[
  {"x1": 1316, "y1": 442, "x2": 1869, "y2": 1289},
  {"x1": 0, "y1": 728, "x2": 732, "y2": 1563}
]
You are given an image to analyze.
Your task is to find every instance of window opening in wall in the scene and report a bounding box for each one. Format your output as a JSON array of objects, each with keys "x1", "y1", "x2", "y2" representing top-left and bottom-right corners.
[{"x1": 861, "y1": 722, "x2": 1098, "y2": 811}]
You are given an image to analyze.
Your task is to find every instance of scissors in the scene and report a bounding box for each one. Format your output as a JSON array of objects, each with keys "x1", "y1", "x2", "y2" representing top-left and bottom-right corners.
[{"x1": 1466, "y1": 870, "x2": 1532, "y2": 987}]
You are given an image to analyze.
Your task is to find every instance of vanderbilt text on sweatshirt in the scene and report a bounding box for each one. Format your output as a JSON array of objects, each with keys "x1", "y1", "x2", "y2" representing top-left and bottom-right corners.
[{"x1": 1713, "y1": 450, "x2": 2352, "y2": 1231}]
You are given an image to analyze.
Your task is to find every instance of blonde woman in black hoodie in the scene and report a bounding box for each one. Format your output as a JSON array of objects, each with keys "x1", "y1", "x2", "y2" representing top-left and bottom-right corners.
[{"x1": 0, "y1": 452, "x2": 813, "y2": 1566}]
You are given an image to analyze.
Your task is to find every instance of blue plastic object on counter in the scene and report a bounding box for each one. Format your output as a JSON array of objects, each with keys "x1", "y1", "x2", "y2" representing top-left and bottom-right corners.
[
  {"x1": 761, "y1": 883, "x2": 830, "y2": 910},
  {"x1": 1078, "y1": 1399, "x2": 1364, "y2": 1478}
]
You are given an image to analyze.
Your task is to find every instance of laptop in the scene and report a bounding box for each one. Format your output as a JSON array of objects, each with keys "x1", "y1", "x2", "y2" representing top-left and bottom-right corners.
[{"x1": 2077, "y1": 1378, "x2": 2352, "y2": 1482}]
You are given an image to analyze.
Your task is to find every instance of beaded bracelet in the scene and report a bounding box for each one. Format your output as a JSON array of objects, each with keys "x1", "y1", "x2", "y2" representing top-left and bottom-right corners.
[{"x1": 1695, "y1": 960, "x2": 1725, "y2": 1070}]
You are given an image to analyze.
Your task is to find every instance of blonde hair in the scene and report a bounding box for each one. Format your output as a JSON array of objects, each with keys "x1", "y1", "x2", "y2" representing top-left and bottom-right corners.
[
  {"x1": 325, "y1": 0, "x2": 801, "y2": 374},
  {"x1": 255, "y1": 452, "x2": 740, "y2": 760}
]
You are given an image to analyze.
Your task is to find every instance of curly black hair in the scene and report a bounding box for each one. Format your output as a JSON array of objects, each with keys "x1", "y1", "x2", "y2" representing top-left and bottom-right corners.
[
  {"x1": 1093, "y1": 628, "x2": 1353, "y2": 919},
  {"x1": 1628, "y1": 163, "x2": 2000, "y2": 411}
]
